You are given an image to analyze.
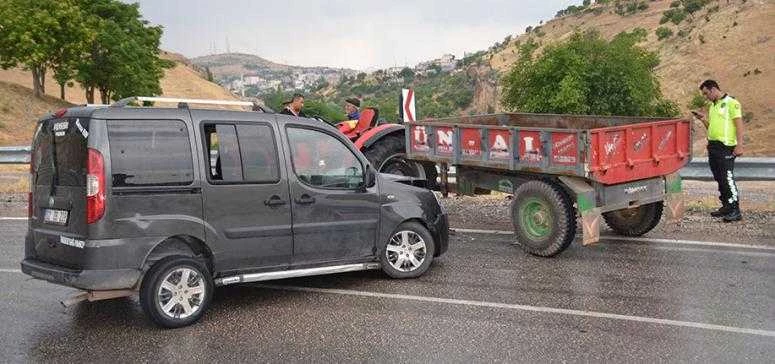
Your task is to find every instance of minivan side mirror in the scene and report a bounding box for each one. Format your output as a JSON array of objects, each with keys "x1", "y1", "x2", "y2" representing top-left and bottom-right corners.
[{"x1": 362, "y1": 165, "x2": 377, "y2": 190}]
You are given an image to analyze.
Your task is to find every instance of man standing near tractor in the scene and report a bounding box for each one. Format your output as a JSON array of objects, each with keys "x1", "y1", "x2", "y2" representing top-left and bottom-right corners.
[
  {"x1": 693, "y1": 79, "x2": 744, "y2": 222},
  {"x1": 280, "y1": 93, "x2": 306, "y2": 117}
]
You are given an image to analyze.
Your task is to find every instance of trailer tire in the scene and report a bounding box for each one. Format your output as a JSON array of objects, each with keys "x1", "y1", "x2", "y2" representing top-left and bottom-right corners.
[
  {"x1": 511, "y1": 180, "x2": 576, "y2": 257},
  {"x1": 603, "y1": 202, "x2": 663, "y2": 237},
  {"x1": 363, "y1": 134, "x2": 437, "y2": 186}
]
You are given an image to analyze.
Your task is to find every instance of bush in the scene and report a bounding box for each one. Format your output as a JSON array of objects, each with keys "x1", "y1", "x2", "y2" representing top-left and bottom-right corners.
[
  {"x1": 501, "y1": 30, "x2": 678, "y2": 117},
  {"x1": 656, "y1": 27, "x2": 674, "y2": 40},
  {"x1": 683, "y1": 0, "x2": 709, "y2": 14},
  {"x1": 689, "y1": 92, "x2": 708, "y2": 109},
  {"x1": 661, "y1": 8, "x2": 687, "y2": 24}
]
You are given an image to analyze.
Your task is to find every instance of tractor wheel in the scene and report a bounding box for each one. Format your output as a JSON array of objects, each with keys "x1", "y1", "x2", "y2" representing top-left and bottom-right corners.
[
  {"x1": 363, "y1": 134, "x2": 437, "y2": 186},
  {"x1": 603, "y1": 202, "x2": 663, "y2": 236},
  {"x1": 511, "y1": 180, "x2": 576, "y2": 257}
]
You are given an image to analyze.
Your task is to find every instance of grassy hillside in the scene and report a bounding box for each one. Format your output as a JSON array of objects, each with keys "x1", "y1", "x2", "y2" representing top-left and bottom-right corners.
[
  {"x1": 0, "y1": 81, "x2": 72, "y2": 146},
  {"x1": 0, "y1": 51, "x2": 237, "y2": 145},
  {"x1": 487, "y1": 0, "x2": 773, "y2": 155},
  {"x1": 316, "y1": 0, "x2": 773, "y2": 155}
]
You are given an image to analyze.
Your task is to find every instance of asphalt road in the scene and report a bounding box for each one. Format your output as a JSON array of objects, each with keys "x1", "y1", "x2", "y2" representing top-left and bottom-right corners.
[{"x1": 1, "y1": 219, "x2": 773, "y2": 363}]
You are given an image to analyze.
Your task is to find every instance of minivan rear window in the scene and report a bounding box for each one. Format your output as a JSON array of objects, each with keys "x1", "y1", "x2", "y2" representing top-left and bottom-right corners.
[
  {"x1": 32, "y1": 118, "x2": 88, "y2": 187},
  {"x1": 108, "y1": 120, "x2": 194, "y2": 187}
]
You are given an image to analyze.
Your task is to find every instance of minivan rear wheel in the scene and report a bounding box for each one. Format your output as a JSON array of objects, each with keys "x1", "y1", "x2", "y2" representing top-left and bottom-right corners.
[
  {"x1": 380, "y1": 222, "x2": 435, "y2": 279},
  {"x1": 140, "y1": 256, "x2": 213, "y2": 328}
]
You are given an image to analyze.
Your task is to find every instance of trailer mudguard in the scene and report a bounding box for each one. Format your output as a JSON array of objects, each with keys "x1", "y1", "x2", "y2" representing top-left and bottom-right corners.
[{"x1": 558, "y1": 176, "x2": 601, "y2": 245}]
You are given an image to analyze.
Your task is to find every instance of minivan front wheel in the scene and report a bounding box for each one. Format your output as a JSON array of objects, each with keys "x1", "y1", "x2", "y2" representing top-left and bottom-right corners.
[
  {"x1": 381, "y1": 222, "x2": 435, "y2": 279},
  {"x1": 140, "y1": 256, "x2": 213, "y2": 328}
]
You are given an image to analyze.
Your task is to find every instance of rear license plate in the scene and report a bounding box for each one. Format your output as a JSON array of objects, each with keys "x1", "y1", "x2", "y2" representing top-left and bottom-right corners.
[{"x1": 44, "y1": 209, "x2": 69, "y2": 225}]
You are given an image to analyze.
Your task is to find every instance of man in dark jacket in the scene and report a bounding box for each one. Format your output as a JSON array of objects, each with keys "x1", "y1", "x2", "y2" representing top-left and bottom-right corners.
[{"x1": 280, "y1": 93, "x2": 306, "y2": 117}]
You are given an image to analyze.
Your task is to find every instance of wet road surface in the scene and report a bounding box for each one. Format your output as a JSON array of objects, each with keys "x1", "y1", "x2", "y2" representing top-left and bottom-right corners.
[{"x1": 1, "y1": 219, "x2": 773, "y2": 362}]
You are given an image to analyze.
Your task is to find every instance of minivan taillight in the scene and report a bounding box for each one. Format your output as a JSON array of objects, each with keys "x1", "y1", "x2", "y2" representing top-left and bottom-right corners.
[
  {"x1": 87, "y1": 148, "x2": 105, "y2": 224},
  {"x1": 28, "y1": 154, "x2": 34, "y2": 218}
]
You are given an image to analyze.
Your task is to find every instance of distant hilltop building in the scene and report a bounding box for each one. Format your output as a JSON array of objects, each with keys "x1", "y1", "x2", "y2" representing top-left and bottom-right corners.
[{"x1": 415, "y1": 54, "x2": 457, "y2": 73}]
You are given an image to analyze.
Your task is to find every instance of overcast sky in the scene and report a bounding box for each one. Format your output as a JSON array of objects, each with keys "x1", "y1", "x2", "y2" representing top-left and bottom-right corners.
[{"x1": 130, "y1": 0, "x2": 580, "y2": 70}]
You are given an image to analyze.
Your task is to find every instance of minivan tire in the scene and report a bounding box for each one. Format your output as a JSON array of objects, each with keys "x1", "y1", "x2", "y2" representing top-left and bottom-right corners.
[
  {"x1": 140, "y1": 256, "x2": 213, "y2": 328},
  {"x1": 380, "y1": 221, "x2": 435, "y2": 279}
]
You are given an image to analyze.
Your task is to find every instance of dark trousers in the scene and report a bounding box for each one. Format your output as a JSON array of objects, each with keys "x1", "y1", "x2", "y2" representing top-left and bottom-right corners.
[{"x1": 707, "y1": 141, "x2": 739, "y2": 209}]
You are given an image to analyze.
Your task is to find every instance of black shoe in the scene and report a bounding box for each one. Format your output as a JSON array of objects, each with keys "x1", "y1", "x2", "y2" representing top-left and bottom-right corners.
[
  {"x1": 710, "y1": 205, "x2": 731, "y2": 217},
  {"x1": 722, "y1": 209, "x2": 742, "y2": 222}
]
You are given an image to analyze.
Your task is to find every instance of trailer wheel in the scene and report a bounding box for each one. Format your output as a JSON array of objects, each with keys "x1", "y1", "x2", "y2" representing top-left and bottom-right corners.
[
  {"x1": 603, "y1": 202, "x2": 663, "y2": 236},
  {"x1": 511, "y1": 180, "x2": 576, "y2": 257},
  {"x1": 363, "y1": 134, "x2": 437, "y2": 186}
]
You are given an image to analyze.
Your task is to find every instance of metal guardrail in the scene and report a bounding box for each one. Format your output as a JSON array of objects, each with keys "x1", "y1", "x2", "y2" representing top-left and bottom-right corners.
[
  {"x1": 0, "y1": 146, "x2": 30, "y2": 164},
  {"x1": 681, "y1": 157, "x2": 775, "y2": 181},
  {"x1": 1, "y1": 145, "x2": 773, "y2": 181}
]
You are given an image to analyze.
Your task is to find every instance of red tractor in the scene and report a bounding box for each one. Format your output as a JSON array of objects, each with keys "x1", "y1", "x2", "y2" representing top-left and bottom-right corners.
[{"x1": 335, "y1": 107, "x2": 437, "y2": 187}]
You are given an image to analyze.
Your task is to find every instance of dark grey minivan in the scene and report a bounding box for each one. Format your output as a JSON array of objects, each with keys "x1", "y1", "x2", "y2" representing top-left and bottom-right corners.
[{"x1": 21, "y1": 97, "x2": 448, "y2": 328}]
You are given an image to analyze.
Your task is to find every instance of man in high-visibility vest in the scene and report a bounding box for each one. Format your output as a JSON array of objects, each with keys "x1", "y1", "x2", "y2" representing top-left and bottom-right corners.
[{"x1": 693, "y1": 80, "x2": 744, "y2": 222}]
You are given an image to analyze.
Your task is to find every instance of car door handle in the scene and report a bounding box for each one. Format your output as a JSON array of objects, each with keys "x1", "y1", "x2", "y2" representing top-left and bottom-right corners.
[
  {"x1": 264, "y1": 196, "x2": 287, "y2": 207},
  {"x1": 294, "y1": 194, "x2": 316, "y2": 205}
]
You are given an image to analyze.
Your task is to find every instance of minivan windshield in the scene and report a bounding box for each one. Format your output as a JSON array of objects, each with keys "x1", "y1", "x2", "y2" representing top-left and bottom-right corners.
[{"x1": 32, "y1": 118, "x2": 88, "y2": 187}]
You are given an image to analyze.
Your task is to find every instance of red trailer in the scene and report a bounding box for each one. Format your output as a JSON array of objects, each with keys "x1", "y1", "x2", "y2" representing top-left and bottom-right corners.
[{"x1": 407, "y1": 113, "x2": 690, "y2": 256}]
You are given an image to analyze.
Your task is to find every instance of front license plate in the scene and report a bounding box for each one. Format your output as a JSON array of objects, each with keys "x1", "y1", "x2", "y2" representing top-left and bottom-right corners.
[{"x1": 44, "y1": 209, "x2": 69, "y2": 225}]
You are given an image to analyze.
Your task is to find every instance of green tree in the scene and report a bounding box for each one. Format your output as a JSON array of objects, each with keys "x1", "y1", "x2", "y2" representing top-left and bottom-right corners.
[
  {"x1": 50, "y1": 4, "x2": 91, "y2": 100},
  {"x1": 0, "y1": 0, "x2": 88, "y2": 98},
  {"x1": 501, "y1": 30, "x2": 678, "y2": 117},
  {"x1": 261, "y1": 88, "x2": 291, "y2": 112},
  {"x1": 303, "y1": 99, "x2": 345, "y2": 123},
  {"x1": 399, "y1": 67, "x2": 415, "y2": 82},
  {"x1": 76, "y1": 0, "x2": 171, "y2": 103}
]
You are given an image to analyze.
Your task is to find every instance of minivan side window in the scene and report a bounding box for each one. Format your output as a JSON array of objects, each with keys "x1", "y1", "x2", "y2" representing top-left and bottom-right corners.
[
  {"x1": 108, "y1": 120, "x2": 194, "y2": 187},
  {"x1": 286, "y1": 127, "x2": 363, "y2": 189},
  {"x1": 204, "y1": 123, "x2": 280, "y2": 183}
]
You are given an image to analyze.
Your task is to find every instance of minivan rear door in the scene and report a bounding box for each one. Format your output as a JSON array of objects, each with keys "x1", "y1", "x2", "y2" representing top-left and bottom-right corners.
[
  {"x1": 29, "y1": 116, "x2": 90, "y2": 268},
  {"x1": 193, "y1": 112, "x2": 293, "y2": 274}
]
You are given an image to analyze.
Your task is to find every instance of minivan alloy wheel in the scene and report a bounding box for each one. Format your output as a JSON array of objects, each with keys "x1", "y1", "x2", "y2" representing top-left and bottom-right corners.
[
  {"x1": 386, "y1": 230, "x2": 427, "y2": 272},
  {"x1": 157, "y1": 267, "x2": 206, "y2": 319}
]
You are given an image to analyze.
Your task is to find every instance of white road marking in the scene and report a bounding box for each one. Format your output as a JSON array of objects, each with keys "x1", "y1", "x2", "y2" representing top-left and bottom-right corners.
[
  {"x1": 0, "y1": 217, "x2": 28, "y2": 221},
  {"x1": 452, "y1": 228, "x2": 775, "y2": 251},
  {"x1": 2, "y1": 267, "x2": 771, "y2": 337},
  {"x1": 600, "y1": 236, "x2": 775, "y2": 251},
  {"x1": 257, "y1": 283, "x2": 775, "y2": 338},
  {"x1": 649, "y1": 246, "x2": 775, "y2": 258},
  {"x1": 452, "y1": 228, "x2": 513, "y2": 235}
]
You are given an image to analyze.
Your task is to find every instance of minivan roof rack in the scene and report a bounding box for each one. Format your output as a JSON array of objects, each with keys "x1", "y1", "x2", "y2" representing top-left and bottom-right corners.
[{"x1": 111, "y1": 96, "x2": 267, "y2": 111}]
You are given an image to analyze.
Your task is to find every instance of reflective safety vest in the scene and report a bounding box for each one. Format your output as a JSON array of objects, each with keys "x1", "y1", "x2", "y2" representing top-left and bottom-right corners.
[{"x1": 707, "y1": 94, "x2": 742, "y2": 146}]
